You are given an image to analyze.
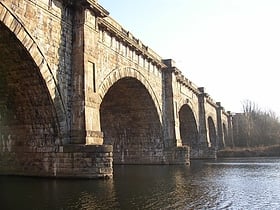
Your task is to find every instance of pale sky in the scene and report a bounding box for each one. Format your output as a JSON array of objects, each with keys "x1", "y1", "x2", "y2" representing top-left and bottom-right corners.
[{"x1": 98, "y1": 0, "x2": 280, "y2": 115}]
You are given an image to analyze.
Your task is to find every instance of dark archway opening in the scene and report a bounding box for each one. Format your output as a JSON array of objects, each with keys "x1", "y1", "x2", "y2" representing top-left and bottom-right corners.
[
  {"x1": 100, "y1": 77, "x2": 163, "y2": 164},
  {"x1": 0, "y1": 22, "x2": 59, "y2": 154},
  {"x1": 179, "y1": 104, "x2": 198, "y2": 149},
  {"x1": 208, "y1": 117, "x2": 217, "y2": 148}
]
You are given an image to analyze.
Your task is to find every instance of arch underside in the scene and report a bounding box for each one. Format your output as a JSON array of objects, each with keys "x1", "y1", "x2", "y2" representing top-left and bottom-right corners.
[
  {"x1": 98, "y1": 67, "x2": 162, "y2": 124},
  {"x1": 0, "y1": 22, "x2": 59, "y2": 154},
  {"x1": 0, "y1": 1, "x2": 67, "y2": 139},
  {"x1": 179, "y1": 104, "x2": 199, "y2": 157},
  {"x1": 100, "y1": 77, "x2": 163, "y2": 164}
]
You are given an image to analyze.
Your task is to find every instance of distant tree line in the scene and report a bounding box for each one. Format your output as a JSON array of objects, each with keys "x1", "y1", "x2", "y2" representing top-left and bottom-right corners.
[{"x1": 233, "y1": 100, "x2": 280, "y2": 147}]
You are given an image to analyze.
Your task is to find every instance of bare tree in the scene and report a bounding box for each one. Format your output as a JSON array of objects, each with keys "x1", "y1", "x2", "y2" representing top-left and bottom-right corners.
[{"x1": 233, "y1": 100, "x2": 280, "y2": 147}]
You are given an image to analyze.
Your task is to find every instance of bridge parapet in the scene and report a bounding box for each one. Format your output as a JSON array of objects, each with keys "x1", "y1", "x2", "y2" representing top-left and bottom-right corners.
[
  {"x1": 97, "y1": 18, "x2": 165, "y2": 73},
  {"x1": 164, "y1": 59, "x2": 223, "y2": 111},
  {"x1": 102, "y1": 16, "x2": 162, "y2": 62},
  {"x1": 198, "y1": 87, "x2": 220, "y2": 109},
  {"x1": 163, "y1": 59, "x2": 200, "y2": 95},
  {"x1": 0, "y1": 0, "x2": 234, "y2": 179}
]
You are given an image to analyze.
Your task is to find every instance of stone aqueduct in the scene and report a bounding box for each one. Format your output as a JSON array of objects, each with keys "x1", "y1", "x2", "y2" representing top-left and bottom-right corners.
[{"x1": 0, "y1": 0, "x2": 233, "y2": 178}]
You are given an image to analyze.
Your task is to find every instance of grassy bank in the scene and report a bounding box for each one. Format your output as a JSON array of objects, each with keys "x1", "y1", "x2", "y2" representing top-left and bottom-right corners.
[{"x1": 217, "y1": 145, "x2": 280, "y2": 158}]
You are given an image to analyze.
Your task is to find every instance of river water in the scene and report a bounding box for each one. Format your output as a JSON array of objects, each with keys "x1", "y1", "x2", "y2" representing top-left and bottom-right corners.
[{"x1": 1, "y1": 157, "x2": 280, "y2": 209}]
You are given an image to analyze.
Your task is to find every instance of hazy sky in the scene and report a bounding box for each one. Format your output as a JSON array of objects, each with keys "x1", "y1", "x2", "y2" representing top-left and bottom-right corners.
[{"x1": 98, "y1": 0, "x2": 280, "y2": 115}]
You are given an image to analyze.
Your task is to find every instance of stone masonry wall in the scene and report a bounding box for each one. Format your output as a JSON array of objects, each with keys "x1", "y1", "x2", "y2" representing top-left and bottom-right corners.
[
  {"x1": 1, "y1": 0, "x2": 73, "y2": 139},
  {"x1": 94, "y1": 15, "x2": 165, "y2": 121},
  {"x1": 0, "y1": 0, "x2": 232, "y2": 180},
  {"x1": 0, "y1": 145, "x2": 113, "y2": 178},
  {"x1": 0, "y1": 0, "x2": 114, "y2": 179}
]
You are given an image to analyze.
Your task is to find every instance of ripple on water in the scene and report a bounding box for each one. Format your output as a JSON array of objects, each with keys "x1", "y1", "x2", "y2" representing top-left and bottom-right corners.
[{"x1": 1, "y1": 157, "x2": 280, "y2": 209}]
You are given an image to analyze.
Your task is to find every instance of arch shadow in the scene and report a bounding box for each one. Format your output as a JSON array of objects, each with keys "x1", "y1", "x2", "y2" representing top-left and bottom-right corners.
[
  {"x1": 98, "y1": 67, "x2": 162, "y2": 124},
  {"x1": 0, "y1": 2, "x2": 67, "y2": 130}
]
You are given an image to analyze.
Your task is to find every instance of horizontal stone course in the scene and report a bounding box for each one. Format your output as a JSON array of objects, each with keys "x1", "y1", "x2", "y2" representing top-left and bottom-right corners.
[
  {"x1": 0, "y1": 145, "x2": 113, "y2": 178},
  {"x1": 0, "y1": 0, "x2": 231, "y2": 179}
]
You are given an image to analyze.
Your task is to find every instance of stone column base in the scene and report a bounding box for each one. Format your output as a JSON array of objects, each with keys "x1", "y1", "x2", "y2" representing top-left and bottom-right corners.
[
  {"x1": 190, "y1": 146, "x2": 217, "y2": 159},
  {"x1": 163, "y1": 146, "x2": 190, "y2": 165},
  {"x1": 0, "y1": 144, "x2": 113, "y2": 179}
]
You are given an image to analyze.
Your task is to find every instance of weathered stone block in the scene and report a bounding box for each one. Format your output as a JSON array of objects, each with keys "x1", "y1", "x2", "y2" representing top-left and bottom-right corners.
[{"x1": 0, "y1": 0, "x2": 232, "y2": 180}]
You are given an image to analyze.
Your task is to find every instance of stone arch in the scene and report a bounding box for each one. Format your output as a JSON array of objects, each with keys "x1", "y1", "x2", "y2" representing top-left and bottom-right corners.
[
  {"x1": 177, "y1": 100, "x2": 199, "y2": 126},
  {"x1": 0, "y1": 2, "x2": 66, "y2": 128},
  {"x1": 100, "y1": 77, "x2": 163, "y2": 164},
  {"x1": 98, "y1": 67, "x2": 162, "y2": 123},
  {"x1": 0, "y1": 3, "x2": 67, "y2": 150},
  {"x1": 179, "y1": 103, "x2": 199, "y2": 148},
  {"x1": 207, "y1": 116, "x2": 217, "y2": 148}
]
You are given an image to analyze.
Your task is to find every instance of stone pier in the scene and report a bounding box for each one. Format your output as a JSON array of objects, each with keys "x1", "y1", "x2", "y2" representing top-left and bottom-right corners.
[{"x1": 0, "y1": 0, "x2": 232, "y2": 178}]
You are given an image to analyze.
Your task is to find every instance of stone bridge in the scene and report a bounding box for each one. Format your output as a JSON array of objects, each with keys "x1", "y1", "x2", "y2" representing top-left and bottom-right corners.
[{"x1": 0, "y1": 0, "x2": 233, "y2": 178}]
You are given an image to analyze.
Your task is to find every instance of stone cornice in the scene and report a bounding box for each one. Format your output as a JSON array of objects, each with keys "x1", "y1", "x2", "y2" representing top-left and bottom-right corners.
[
  {"x1": 98, "y1": 17, "x2": 166, "y2": 69},
  {"x1": 168, "y1": 66, "x2": 200, "y2": 95},
  {"x1": 72, "y1": 0, "x2": 109, "y2": 17},
  {"x1": 198, "y1": 87, "x2": 219, "y2": 108},
  {"x1": 84, "y1": 0, "x2": 109, "y2": 17},
  {"x1": 206, "y1": 96, "x2": 219, "y2": 109},
  {"x1": 222, "y1": 110, "x2": 231, "y2": 117}
]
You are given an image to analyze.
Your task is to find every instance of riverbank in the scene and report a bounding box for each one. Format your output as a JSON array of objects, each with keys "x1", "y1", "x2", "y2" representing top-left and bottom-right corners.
[{"x1": 217, "y1": 145, "x2": 280, "y2": 158}]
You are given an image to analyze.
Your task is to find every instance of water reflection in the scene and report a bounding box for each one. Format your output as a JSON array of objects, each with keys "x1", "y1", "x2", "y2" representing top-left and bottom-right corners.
[{"x1": 1, "y1": 157, "x2": 280, "y2": 209}]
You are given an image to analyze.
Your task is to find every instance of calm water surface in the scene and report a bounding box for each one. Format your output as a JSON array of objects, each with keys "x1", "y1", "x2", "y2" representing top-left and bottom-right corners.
[{"x1": 1, "y1": 157, "x2": 280, "y2": 209}]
